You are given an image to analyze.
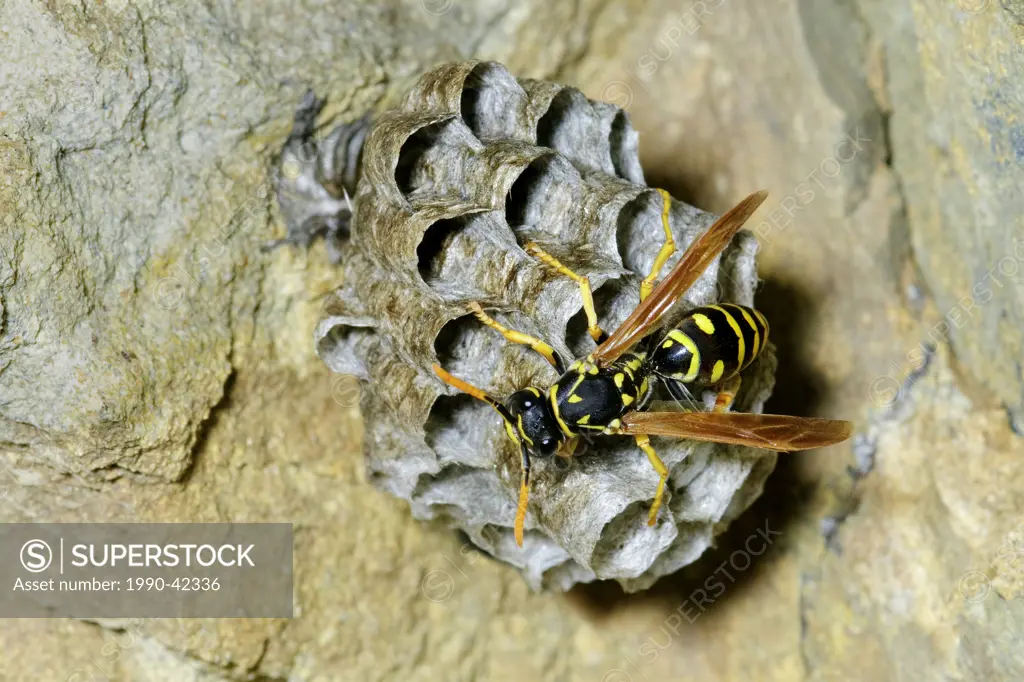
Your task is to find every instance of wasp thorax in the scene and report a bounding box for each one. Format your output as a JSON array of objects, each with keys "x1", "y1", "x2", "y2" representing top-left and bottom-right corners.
[{"x1": 506, "y1": 388, "x2": 563, "y2": 456}]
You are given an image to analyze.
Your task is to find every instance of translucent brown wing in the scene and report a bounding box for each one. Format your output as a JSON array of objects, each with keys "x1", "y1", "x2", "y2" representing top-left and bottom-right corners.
[
  {"x1": 621, "y1": 411, "x2": 853, "y2": 451},
  {"x1": 590, "y1": 190, "x2": 769, "y2": 366}
]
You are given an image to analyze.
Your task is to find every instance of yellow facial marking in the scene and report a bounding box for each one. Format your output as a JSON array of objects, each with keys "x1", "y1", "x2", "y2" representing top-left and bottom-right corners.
[
  {"x1": 622, "y1": 393, "x2": 635, "y2": 406},
  {"x1": 504, "y1": 422, "x2": 519, "y2": 443},
  {"x1": 577, "y1": 414, "x2": 591, "y2": 425},
  {"x1": 693, "y1": 313, "x2": 715, "y2": 335},
  {"x1": 614, "y1": 373, "x2": 625, "y2": 388},
  {"x1": 568, "y1": 393, "x2": 583, "y2": 404},
  {"x1": 711, "y1": 359, "x2": 725, "y2": 383},
  {"x1": 550, "y1": 385, "x2": 573, "y2": 437},
  {"x1": 527, "y1": 386, "x2": 541, "y2": 397},
  {"x1": 738, "y1": 307, "x2": 760, "y2": 358},
  {"x1": 516, "y1": 415, "x2": 534, "y2": 446},
  {"x1": 711, "y1": 305, "x2": 745, "y2": 367}
]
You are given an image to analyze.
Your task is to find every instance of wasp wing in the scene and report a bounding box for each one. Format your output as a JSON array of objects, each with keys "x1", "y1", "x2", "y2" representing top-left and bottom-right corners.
[
  {"x1": 621, "y1": 411, "x2": 853, "y2": 451},
  {"x1": 590, "y1": 190, "x2": 768, "y2": 366}
]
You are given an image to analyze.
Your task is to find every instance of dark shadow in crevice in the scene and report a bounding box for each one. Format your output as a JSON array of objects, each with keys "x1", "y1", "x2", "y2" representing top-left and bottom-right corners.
[
  {"x1": 394, "y1": 121, "x2": 449, "y2": 196},
  {"x1": 614, "y1": 189, "x2": 660, "y2": 274},
  {"x1": 608, "y1": 110, "x2": 645, "y2": 183},
  {"x1": 460, "y1": 62, "x2": 525, "y2": 141},
  {"x1": 424, "y1": 393, "x2": 485, "y2": 453},
  {"x1": 505, "y1": 156, "x2": 552, "y2": 229},
  {"x1": 433, "y1": 314, "x2": 479, "y2": 369},
  {"x1": 504, "y1": 153, "x2": 579, "y2": 244},
  {"x1": 178, "y1": 369, "x2": 236, "y2": 485},
  {"x1": 757, "y1": 278, "x2": 826, "y2": 418},
  {"x1": 417, "y1": 217, "x2": 470, "y2": 286},
  {"x1": 640, "y1": 169, "x2": 712, "y2": 214},
  {"x1": 535, "y1": 89, "x2": 576, "y2": 150}
]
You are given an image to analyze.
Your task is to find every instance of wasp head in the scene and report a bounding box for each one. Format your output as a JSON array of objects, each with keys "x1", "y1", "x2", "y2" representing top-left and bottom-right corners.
[{"x1": 505, "y1": 387, "x2": 563, "y2": 456}]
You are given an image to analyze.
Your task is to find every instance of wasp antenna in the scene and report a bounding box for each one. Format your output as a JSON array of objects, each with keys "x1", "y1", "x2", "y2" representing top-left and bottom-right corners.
[
  {"x1": 664, "y1": 379, "x2": 701, "y2": 413},
  {"x1": 432, "y1": 363, "x2": 515, "y2": 426}
]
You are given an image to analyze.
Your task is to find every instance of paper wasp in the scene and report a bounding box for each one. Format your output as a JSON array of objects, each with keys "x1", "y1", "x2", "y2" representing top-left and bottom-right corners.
[{"x1": 433, "y1": 189, "x2": 853, "y2": 546}]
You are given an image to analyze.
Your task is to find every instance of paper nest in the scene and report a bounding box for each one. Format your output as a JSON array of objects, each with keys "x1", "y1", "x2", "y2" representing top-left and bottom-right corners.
[{"x1": 276, "y1": 61, "x2": 778, "y2": 592}]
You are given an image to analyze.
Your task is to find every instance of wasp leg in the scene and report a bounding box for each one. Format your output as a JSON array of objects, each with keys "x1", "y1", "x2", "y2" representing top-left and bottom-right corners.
[
  {"x1": 524, "y1": 242, "x2": 606, "y2": 344},
  {"x1": 556, "y1": 435, "x2": 580, "y2": 458},
  {"x1": 514, "y1": 442, "x2": 532, "y2": 547},
  {"x1": 635, "y1": 434, "x2": 669, "y2": 526},
  {"x1": 713, "y1": 374, "x2": 742, "y2": 413},
  {"x1": 468, "y1": 301, "x2": 565, "y2": 373},
  {"x1": 639, "y1": 188, "x2": 677, "y2": 302},
  {"x1": 432, "y1": 363, "x2": 532, "y2": 547}
]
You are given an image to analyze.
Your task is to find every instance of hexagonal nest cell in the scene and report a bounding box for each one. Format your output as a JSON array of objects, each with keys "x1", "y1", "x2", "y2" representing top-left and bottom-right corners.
[{"x1": 275, "y1": 61, "x2": 778, "y2": 592}]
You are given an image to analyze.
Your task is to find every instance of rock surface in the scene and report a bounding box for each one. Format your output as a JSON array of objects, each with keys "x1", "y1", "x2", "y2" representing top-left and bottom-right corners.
[{"x1": 1, "y1": 0, "x2": 1022, "y2": 680}]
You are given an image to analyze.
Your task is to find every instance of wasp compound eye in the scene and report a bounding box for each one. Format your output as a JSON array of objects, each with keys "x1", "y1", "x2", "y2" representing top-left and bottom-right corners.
[{"x1": 534, "y1": 437, "x2": 558, "y2": 457}]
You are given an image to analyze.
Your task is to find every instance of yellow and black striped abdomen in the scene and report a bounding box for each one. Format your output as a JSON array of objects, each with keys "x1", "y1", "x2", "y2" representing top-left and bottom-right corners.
[{"x1": 648, "y1": 304, "x2": 769, "y2": 386}]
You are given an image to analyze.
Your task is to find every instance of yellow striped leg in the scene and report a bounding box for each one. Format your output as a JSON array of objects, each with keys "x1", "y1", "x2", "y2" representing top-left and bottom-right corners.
[
  {"x1": 514, "y1": 443, "x2": 531, "y2": 547},
  {"x1": 432, "y1": 363, "x2": 532, "y2": 547},
  {"x1": 712, "y1": 374, "x2": 742, "y2": 413},
  {"x1": 468, "y1": 301, "x2": 563, "y2": 372},
  {"x1": 524, "y1": 242, "x2": 605, "y2": 343},
  {"x1": 639, "y1": 188, "x2": 676, "y2": 302},
  {"x1": 635, "y1": 434, "x2": 668, "y2": 526}
]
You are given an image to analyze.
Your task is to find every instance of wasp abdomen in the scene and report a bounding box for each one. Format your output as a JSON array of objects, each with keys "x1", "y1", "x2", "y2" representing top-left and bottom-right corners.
[{"x1": 649, "y1": 304, "x2": 769, "y2": 386}]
